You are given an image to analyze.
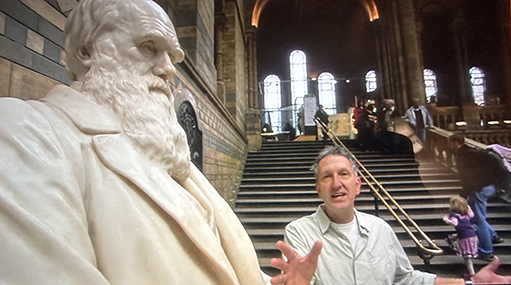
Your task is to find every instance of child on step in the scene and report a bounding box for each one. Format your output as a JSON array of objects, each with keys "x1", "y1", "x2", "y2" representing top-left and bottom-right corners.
[{"x1": 443, "y1": 195, "x2": 478, "y2": 276}]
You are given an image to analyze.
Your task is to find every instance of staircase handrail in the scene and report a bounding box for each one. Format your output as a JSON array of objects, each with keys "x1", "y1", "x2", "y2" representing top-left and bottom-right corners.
[{"x1": 314, "y1": 119, "x2": 443, "y2": 263}]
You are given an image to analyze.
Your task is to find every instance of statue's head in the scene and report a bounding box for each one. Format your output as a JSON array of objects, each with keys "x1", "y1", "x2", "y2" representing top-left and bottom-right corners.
[
  {"x1": 64, "y1": 0, "x2": 184, "y2": 83},
  {"x1": 63, "y1": 0, "x2": 191, "y2": 182}
]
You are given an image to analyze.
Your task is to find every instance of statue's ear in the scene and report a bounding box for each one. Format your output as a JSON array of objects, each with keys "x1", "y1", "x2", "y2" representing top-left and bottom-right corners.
[{"x1": 76, "y1": 45, "x2": 93, "y2": 68}]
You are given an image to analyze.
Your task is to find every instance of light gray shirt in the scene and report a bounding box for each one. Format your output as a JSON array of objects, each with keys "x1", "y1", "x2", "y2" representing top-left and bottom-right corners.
[{"x1": 284, "y1": 206, "x2": 436, "y2": 285}]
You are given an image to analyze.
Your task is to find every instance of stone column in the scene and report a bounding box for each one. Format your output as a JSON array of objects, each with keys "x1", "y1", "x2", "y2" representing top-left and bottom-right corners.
[
  {"x1": 371, "y1": 1, "x2": 395, "y2": 103},
  {"x1": 396, "y1": 0, "x2": 426, "y2": 111},
  {"x1": 372, "y1": 16, "x2": 392, "y2": 102},
  {"x1": 215, "y1": 12, "x2": 227, "y2": 104},
  {"x1": 247, "y1": 27, "x2": 258, "y2": 109},
  {"x1": 451, "y1": 9, "x2": 472, "y2": 104},
  {"x1": 387, "y1": 0, "x2": 406, "y2": 107},
  {"x1": 415, "y1": 20, "x2": 426, "y2": 106},
  {"x1": 246, "y1": 26, "x2": 262, "y2": 151},
  {"x1": 451, "y1": 7, "x2": 480, "y2": 130}
]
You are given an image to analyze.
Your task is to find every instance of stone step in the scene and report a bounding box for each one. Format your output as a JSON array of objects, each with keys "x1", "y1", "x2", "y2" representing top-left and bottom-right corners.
[
  {"x1": 240, "y1": 173, "x2": 457, "y2": 184},
  {"x1": 242, "y1": 212, "x2": 511, "y2": 226},
  {"x1": 239, "y1": 179, "x2": 461, "y2": 189},
  {"x1": 235, "y1": 195, "x2": 454, "y2": 209},
  {"x1": 245, "y1": 224, "x2": 511, "y2": 239},
  {"x1": 242, "y1": 167, "x2": 448, "y2": 176},
  {"x1": 234, "y1": 203, "x2": 511, "y2": 218},
  {"x1": 236, "y1": 186, "x2": 464, "y2": 196}
]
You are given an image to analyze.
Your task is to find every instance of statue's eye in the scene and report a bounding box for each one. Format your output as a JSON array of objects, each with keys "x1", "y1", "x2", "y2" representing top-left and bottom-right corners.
[{"x1": 141, "y1": 41, "x2": 156, "y2": 54}]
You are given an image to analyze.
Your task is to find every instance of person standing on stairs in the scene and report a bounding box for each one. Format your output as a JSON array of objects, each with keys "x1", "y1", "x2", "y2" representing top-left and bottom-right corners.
[
  {"x1": 448, "y1": 133, "x2": 505, "y2": 262},
  {"x1": 314, "y1": 105, "x2": 329, "y2": 144},
  {"x1": 443, "y1": 195, "x2": 478, "y2": 277},
  {"x1": 269, "y1": 145, "x2": 511, "y2": 285},
  {"x1": 404, "y1": 98, "x2": 434, "y2": 142}
]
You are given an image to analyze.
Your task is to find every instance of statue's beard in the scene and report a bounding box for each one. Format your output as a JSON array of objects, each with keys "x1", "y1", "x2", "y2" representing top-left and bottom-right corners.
[{"x1": 80, "y1": 56, "x2": 190, "y2": 182}]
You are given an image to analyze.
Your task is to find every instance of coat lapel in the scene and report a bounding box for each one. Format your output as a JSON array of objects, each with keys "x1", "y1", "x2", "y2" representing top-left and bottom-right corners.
[{"x1": 92, "y1": 134, "x2": 239, "y2": 285}]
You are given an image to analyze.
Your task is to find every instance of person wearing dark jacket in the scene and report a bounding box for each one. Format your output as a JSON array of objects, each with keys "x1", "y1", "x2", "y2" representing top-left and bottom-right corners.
[
  {"x1": 314, "y1": 105, "x2": 329, "y2": 143},
  {"x1": 448, "y1": 133, "x2": 506, "y2": 261},
  {"x1": 355, "y1": 104, "x2": 376, "y2": 151}
]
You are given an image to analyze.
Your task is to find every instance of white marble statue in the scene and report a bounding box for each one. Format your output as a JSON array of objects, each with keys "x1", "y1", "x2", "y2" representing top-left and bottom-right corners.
[{"x1": 0, "y1": 0, "x2": 268, "y2": 283}]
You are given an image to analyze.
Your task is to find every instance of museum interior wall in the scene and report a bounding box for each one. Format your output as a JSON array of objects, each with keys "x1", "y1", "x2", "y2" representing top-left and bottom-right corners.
[{"x1": 1, "y1": 0, "x2": 510, "y2": 203}]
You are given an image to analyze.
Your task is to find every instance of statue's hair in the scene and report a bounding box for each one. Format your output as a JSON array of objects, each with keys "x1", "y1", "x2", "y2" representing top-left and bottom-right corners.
[
  {"x1": 311, "y1": 145, "x2": 359, "y2": 179},
  {"x1": 63, "y1": 0, "x2": 183, "y2": 80}
]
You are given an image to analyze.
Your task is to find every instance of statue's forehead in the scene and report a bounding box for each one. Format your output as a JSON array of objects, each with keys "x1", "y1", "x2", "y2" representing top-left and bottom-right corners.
[{"x1": 131, "y1": 3, "x2": 176, "y2": 38}]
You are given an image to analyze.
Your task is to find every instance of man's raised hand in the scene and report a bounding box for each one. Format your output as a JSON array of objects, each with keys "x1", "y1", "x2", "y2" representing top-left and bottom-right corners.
[{"x1": 270, "y1": 240, "x2": 322, "y2": 285}]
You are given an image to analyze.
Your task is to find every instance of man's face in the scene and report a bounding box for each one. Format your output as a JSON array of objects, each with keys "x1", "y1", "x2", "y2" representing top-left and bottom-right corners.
[
  {"x1": 448, "y1": 140, "x2": 460, "y2": 152},
  {"x1": 315, "y1": 155, "x2": 361, "y2": 222}
]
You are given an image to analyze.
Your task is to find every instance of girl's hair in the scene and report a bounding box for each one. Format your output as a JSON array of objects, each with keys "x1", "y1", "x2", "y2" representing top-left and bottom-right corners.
[{"x1": 449, "y1": 195, "x2": 469, "y2": 215}]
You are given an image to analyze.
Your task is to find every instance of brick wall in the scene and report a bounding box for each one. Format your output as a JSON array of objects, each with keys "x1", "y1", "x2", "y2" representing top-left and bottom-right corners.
[{"x1": 0, "y1": 0, "x2": 72, "y2": 99}]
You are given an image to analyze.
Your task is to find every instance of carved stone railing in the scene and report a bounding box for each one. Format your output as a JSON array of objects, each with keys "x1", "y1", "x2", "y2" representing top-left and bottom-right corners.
[
  {"x1": 464, "y1": 130, "x2": 511, "y2": 148},
  {"x1": 479, "y1": 105, "x2": 509, "y2": 126},
  {"x1": 427, "y1": 105, "x2": 510, "y2": 131},
  {"x1": 427, "y1": 106, "x2": 460, "y2": 131}
]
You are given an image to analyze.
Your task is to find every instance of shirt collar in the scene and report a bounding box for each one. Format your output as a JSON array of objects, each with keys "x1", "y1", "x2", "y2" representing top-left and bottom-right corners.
[{"x1": 316, "y1": 205, "x2": 370, "y2": 236}]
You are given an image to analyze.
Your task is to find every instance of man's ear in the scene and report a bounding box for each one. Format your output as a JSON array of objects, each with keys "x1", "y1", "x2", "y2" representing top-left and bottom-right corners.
[
  {"x1": 355, "y1": 177, "x2": 362, "y2": 196},
  {"x1": 76, "y1": 45, "x2": 93, "y2": 68}
]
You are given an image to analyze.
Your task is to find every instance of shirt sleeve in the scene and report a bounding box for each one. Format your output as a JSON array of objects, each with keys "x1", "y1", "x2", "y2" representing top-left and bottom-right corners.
[{"x1": 388, "y1": 224, "x2": 437, "y2": 285}]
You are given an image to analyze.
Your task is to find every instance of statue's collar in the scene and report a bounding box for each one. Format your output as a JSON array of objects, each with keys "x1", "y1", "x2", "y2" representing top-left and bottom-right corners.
[{"x1": 41, "y1": 84, "x2": 121, "y2": 135}]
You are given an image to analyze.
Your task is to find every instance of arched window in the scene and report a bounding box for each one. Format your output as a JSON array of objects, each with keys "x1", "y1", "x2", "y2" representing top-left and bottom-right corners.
[
  {"x1": 365, "y1": 70, "x2": 377, "y2": 93},
  {"x1": 423, "y1": 69, "x2": 438, "y2": 103},
  {"x1": 470, "y1": 67, "x2": 486, "y2": 106},
  {"x1": 263, "y1": 74, "x2": 282, "y2": 132},
  {"x1": 290, "y1": 51, "x2": 308, "y2": 126},
  {"x1": 318, "y1": 72, "x2": 337, "y2": 114}
]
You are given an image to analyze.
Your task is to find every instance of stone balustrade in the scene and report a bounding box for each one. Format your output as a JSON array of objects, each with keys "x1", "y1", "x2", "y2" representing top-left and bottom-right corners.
[{"x1": 427, "y1": 105, "x2": 510, "y2": 131}]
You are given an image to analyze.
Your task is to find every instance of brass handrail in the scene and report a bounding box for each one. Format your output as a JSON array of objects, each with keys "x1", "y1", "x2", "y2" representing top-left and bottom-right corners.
[{"x1": 314, "y1": 119, "x2": 443, "y2": 262}]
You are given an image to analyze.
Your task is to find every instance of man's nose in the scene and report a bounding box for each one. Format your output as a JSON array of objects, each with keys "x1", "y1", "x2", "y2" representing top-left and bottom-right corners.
[
  {"x1": 332, "y1": 174, "x2": 344, "y2": 188},
  {"x1": 153, "y1": 52, "x2": 176, "y2": 82}
]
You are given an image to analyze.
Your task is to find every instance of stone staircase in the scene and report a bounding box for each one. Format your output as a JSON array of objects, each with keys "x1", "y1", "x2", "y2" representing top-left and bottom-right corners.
[{"x1": 234, "y1": 139, "x2": 511, "y2": 278}]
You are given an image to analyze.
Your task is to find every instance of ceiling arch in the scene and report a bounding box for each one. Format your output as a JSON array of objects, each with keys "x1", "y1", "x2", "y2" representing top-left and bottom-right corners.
[{"x1": 251, "y1": 0, "x2": 379, "y2": 27}]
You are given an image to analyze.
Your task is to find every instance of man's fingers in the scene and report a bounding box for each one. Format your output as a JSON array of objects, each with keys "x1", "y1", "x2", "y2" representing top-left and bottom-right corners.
[
  {"x1": 270, "y1": 275, "x2": 287, "y2": 285},
  {"x1": 308, "y1": 241, "x2": 323, "y2": 262},
  {"x1": 270, "y1": 257, "x2": 287, "y2": 271},
  {"x1": 275, "y1": 240, "x2": 297, "y2": 261}
]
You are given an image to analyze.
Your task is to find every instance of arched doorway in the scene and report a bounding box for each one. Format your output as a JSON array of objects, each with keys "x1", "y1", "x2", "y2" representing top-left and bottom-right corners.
[{"x1": 177, "y1": 101, "x2": 203, "y2": 171}]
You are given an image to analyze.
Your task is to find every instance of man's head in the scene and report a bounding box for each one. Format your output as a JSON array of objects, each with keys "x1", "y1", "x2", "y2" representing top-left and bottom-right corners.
[
  {"x1": 64, "y1": 0, "x2": 190, "y2": 181},
  {"x1": 312, "y1": 146, "x2": 361, "y2": 223},
  {"x1": 412, "y1": 98, "x2": 420, "y2": 109},
  {"x1": 448, "y1": 133, "x2": 465, "y2": 151},
  {"x1": 385, "y1": 99, "x2": 395, "y2": 109}
]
